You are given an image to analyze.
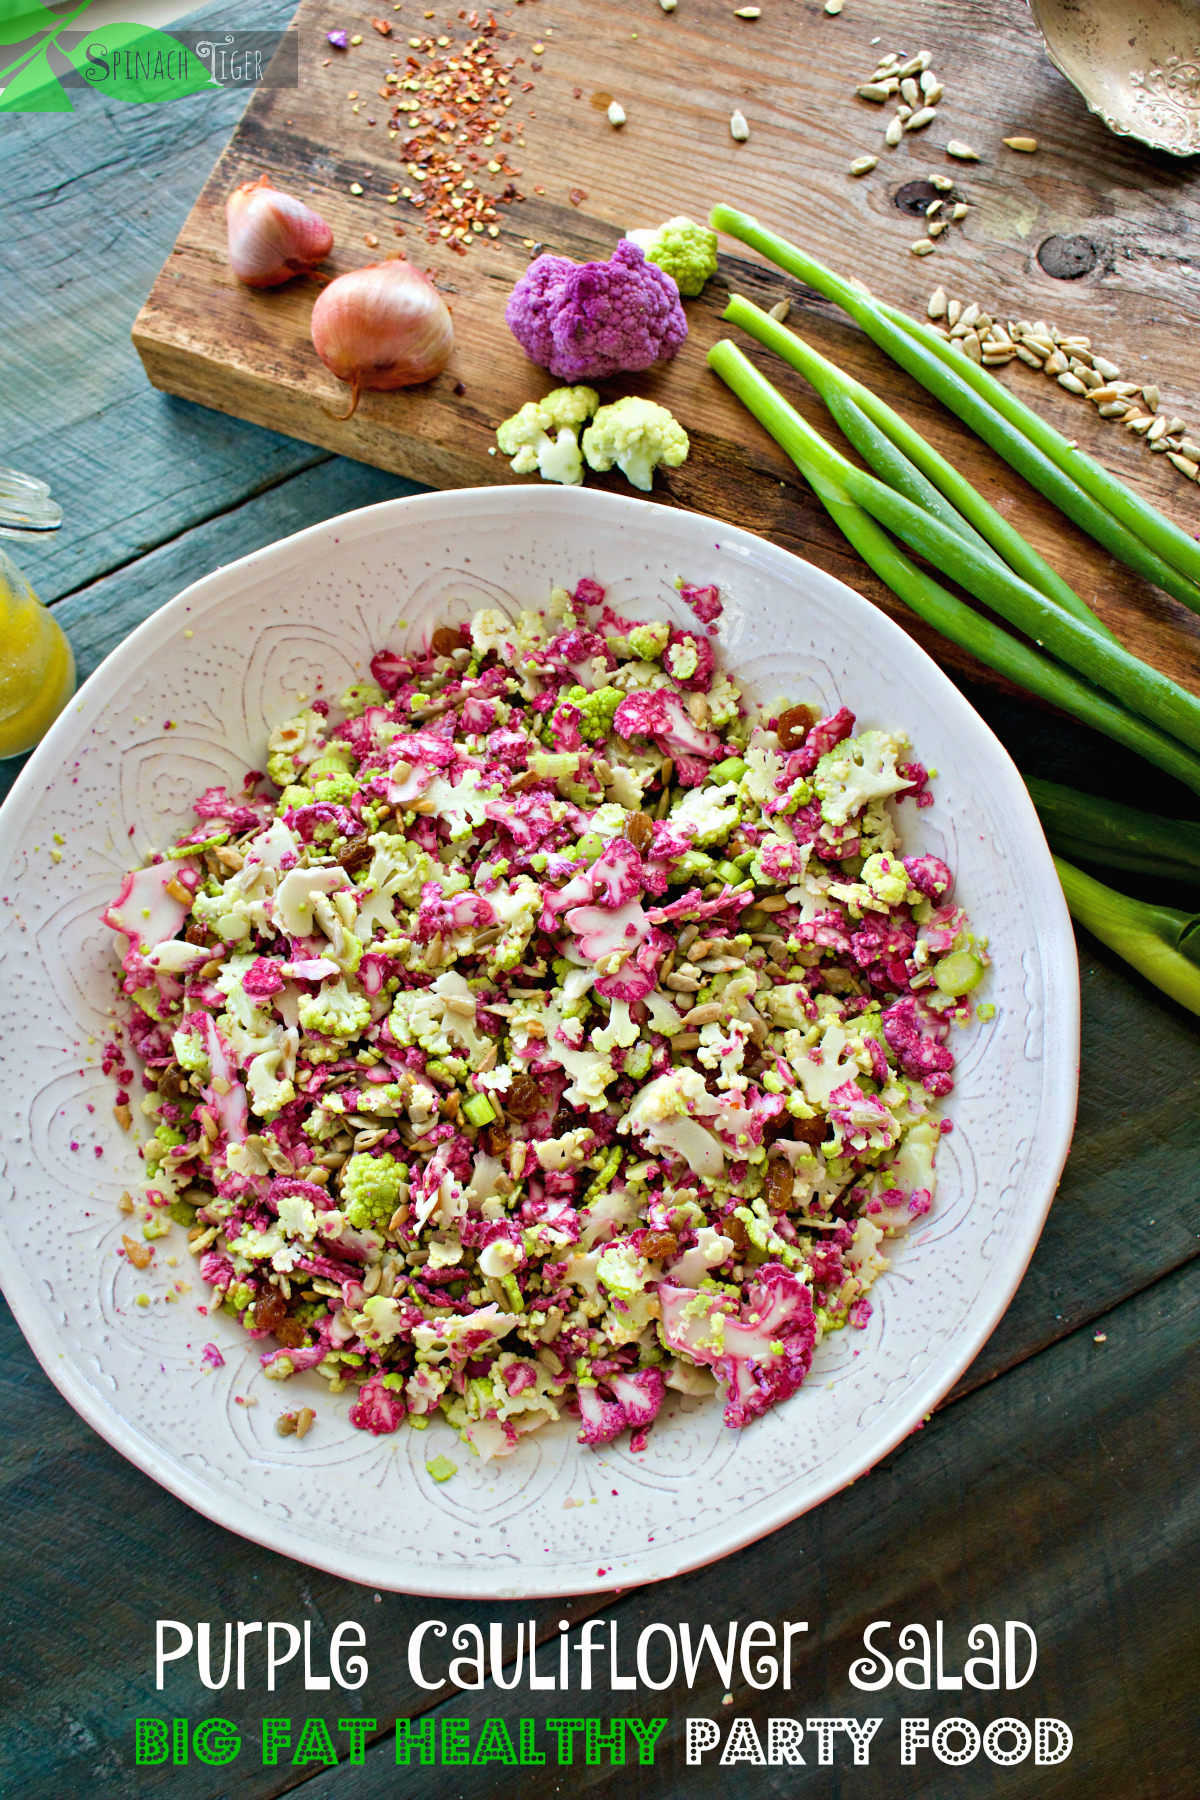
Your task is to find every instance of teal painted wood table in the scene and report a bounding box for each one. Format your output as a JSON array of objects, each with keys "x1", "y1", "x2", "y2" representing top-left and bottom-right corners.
[{"x1": 1, "y1": 4, "x2": 1198, "y2": 1794}]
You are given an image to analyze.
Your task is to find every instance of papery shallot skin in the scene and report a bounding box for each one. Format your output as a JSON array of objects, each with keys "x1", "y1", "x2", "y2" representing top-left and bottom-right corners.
[{"x1": 226, "y1": 174, "x2": 333, "y2": 288}]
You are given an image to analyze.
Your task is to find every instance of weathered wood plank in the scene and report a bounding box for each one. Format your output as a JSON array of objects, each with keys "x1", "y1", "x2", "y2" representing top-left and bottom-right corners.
[
  {"x1": 289, "y1": 1260, "x2": 1200, "y2": 1800},
  {"x1": 132, "y1": 0, "x2": 1200, "y2": 695},
  {"x1": 0, "y1": 0, "x2": 325, "y2": 606}
]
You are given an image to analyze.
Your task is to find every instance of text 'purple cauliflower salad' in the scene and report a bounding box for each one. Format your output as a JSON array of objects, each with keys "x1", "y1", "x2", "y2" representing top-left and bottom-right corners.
[{"x1": 101, "y1": 579, "x2": 990, "y2": 1464}]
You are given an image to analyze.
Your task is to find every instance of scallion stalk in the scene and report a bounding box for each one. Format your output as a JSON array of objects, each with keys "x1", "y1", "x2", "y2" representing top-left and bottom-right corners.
[
  {"x1": 708, "y1": 338, "x2": 1200, "y2": 757},
  {"x1": 705, "y1": 339, "x2": 1200, "y2": 798},
  {"x1": 878, "y1": 299, "x2": 1200, "y2": 593},
  {"x1": 1027, "y1": 777, "x2": 1200, "y2": 883},
  {"x1": 709, "y1": 206, "x2": 1200, "y2": 617},
  {"x1": 722, "y1": 292, "x2": 1118, "y2": 643},
  {"x1": 1054, "y1": 856, "x2": 1200, "y2": 1016}
]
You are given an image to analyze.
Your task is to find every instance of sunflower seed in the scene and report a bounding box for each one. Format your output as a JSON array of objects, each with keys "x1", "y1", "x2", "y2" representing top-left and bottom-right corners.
[
  {"x1": 1044, "y1": 349, "x2": 1069, "y2": 375},
  {"x1": 1058, "y1": 373, "x2": 1087, "y2": 395},
  {"x1": 1169, "y1": 453, "x2": 1199, "y2": 478},
  {"x1": 768, "y1": 298, "x2": 791, "y2": 321},
  {"x1": 734, "y1": 4, "x2": 761, "y2": 13},
  {"x1": 1024, "y1": 335, "x2": 1055, "y2": 357},
  {"x1": 730, "y1": 108, "x2": 750, "y2": 139},
  {"x1": 1077, "y1": 367, "x2": 1103, "y2": 390},
  {"x1": 949, "y1": 202, "x2": 968, "y2": 220},
  {"x1": 1179, "y1": 439, "x2": 1200, "y2": 459},
  {"x1": 947, "y1": 140, "x2": 979, "y2": 159},
  {"x1": 1166, "y1": 415, "x2": 1188, "y2": 435},
  {"x1": 885, "y1": 114, "x2": 904, "y2": 144},
  {"x1": 988, "y1": 329, "x2": 1014, "y2": 350},
  {"x1": 1109, "y1": 382, "x2": 1140, "y2": 398},
  {"x1": 1015, "y1": 345, "x2": 1044, "y2": 368},
  {"x1": 1142, "y1": 384, "x2": 1161, "y2": 412},
  {"x1": 857, "y1": 82, "x2": 893, "y2": 101},
  {"x1": 976, "y1": 313, "x2": 993, "y2": 333},
  {"x1": 920, "y1": 68, "x2": 940, "y2": 95},
  {"x1": 1003, "y1": 135, "x2": 1038, "y2": 151},
  {"x1": 958, "y1": 301, "x2": 979, "y2": 327},
  {"x1": 950, "y1": 321, "x2": 971, "y2": 339},
  {"x1": 1092, "y1": 356, "x2": 1121, "y2": 380},
  {"x1": 963, "y1": 331, "x2": 982, "y2": 361},
  {"x1": 983, "y1": 351, "x2": 1015, "y2": 366},
  {"x1": 607, "y1": 100, "x2": 626, "y2": 125},
  {"x1": 905, "y1": 106, "x2": 938, "y2": 130},
  {"x1": 926, "y1": 198, "x2": 943, "y2": 217},
  {"x1": 927, "y1": 219, "x2": 947, "y2": 236},
  {"x1": 900, "y1": 76, "x2": 919, "y2": 105},
  {"x1": 849, "y1": 153, "x2": 879, "y2": 174},
  {"x1": 927, "y1": 286, "x2": 948, "y2": 318},
  {"x1": 1059, "y1": 335, "x2": 1091, "y2": 350},
  {"x1": 897, "y1": 50, "x2": 932, "y2": 75},
  {"x1": 930, "y1": 172, "x2": 954, "y2": 191},
  {"x1": 824, "y1": 0, "x2": 844, "y2": 13},
  {"x1": 1146, "y1": 417, "x2": 1168, "y2": 441},
  {"x1": 1150, "y1": 436, "x2": 1170, "y2": 452},
  {"x1": 946, "y1": 298, "x2": 961, "y2": 325},
  {"x1": 1089, "y1": 385, "x2": 1121, "y2": 405},
  {"x1": 1097, "y1": 400, "x2": 1130, "y2": 417},
  {"x1": 897, "y1": 102, "x2": 912, "y2": 120},
  {"x1": 911, "y1": 238, "x2": 936, "y2": 255},
  {"x1": 1125, "y1": 415, "x2": 1155, "y2": 434}
]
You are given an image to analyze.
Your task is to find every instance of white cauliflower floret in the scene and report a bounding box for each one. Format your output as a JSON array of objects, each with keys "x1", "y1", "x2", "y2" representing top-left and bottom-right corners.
[
  {"x1": 422, "y1": 767, "x2": 500, "y2": 842},
  {"x1": 274, "y1": 864, "x2": 353, "y2": 938},
  {"x1": 590, "y1": 998, "x2": 639, "y2": 1054},
  {"x1": 706, "y1": 670, "x2": 741, "y2": 729},
  {"x1": 297, "y1": 977, "x2": 371, "y2": 1041},
  {"x1": 245, "y1": 1039, "x2": 297, "y2": 1118},
  {"x1": 782, "y1": 1016, "x2": 864, "y2": 1109},
  {"x1": 486, "y1": 874, "x2": 541, "y2": 972},
  {"x1": 355, "y1": 833, "x2": 436, "y2": 941},
  {"x1": 619, "y1": 1067, "x2": 725, "y2": 1179},
  {"x1": 267, "y1": 708, "x2": 326, "y2": 785},
  {"x1": 671, "y1": 780, "x2": 741, "y2": 848},
  {"x1": 276, "y1": 1189, "x2": 320, "y2": 1242},
  {"x1": 742, "y1": 737, "x2": 783, "y2": 806},
  {"x1": 815, "y1": 729, "x2": 912, "y2": 827},
  {"x1": 496, "y1": 386, "x2": 600, "y2": 485},
  {"x1": 470, "y1": 608, "x2": 520, "y2": 660},
  {"x1": 581, "y1": 397, "x2": 689, "y2": 492},
  {"x1": 390, "y1": 988, "x2": 454, "y2": 1059}
]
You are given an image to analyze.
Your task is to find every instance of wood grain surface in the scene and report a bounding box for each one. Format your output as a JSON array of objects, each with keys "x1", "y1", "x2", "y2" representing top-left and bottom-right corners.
[{"x1": 132, "y1": 0, "x2": 1200, "y2": 698}]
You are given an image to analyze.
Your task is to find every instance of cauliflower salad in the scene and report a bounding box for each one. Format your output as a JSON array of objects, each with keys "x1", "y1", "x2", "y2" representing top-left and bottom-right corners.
[{"x1": 101, "y1": 578, "x2": 989, "y2": 1463}]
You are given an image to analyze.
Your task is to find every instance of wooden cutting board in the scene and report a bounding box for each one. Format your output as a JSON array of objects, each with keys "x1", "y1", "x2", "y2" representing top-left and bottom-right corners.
[{"x1": 133, "y1": 0, "x2": 1200, "y2": 697}]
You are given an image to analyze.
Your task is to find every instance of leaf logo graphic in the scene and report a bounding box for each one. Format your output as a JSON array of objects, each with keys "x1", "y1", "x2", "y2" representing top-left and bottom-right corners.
[{"x1": 0, "y1": 0, "x2": 221, "y2": 110}]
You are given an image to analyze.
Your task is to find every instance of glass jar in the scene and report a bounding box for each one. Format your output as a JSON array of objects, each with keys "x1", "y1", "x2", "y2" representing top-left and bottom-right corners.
[{"x1": 0, "y1": 545, "x2": 76, "y2": 759}]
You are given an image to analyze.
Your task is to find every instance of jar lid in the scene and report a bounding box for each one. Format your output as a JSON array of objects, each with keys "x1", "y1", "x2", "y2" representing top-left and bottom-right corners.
[{"x1": 0, "y1": 466, "x2": 62, "y2": 541}]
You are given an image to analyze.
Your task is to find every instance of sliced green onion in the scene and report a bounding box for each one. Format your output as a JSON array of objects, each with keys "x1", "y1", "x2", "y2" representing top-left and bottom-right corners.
[
  {"x1": 722, "y1": 293, "x2": 1118, "y2": 642},
  {"x1": 709, "y1": 207, "x2": 1200, "y2": 617},
  {"x1": 1055, "y1": 856, "x2": 1200, "y2": 1015},
  {"x1": 708, "y1": 338, "x2": 1200, "y2": 757},
  {"x1": 1028, "y1": 777, "x2": 1200, "y2": 883},
  {"x1": 706, "y1": 339, "x2": 1200, "y2": 797}
]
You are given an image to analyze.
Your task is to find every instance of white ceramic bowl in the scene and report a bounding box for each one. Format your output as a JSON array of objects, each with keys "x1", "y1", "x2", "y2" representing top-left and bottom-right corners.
[{"x1": 0, "y1": 487, "x2": 1078, "y2": 1596}]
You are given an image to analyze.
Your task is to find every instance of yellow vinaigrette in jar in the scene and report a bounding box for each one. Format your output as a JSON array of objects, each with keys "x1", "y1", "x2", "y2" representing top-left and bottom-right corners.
[{"x1": 0, "y1": 548, "x2": 75, "y2": 759}]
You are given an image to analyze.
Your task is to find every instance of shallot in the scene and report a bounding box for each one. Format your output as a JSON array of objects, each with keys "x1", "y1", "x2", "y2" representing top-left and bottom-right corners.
[
  {"x1": 226, "y1": 174, "x2": 333, "y2": 288},
  {"x1": 310, "y1": 260, "x2": 454, "y2": 418}
]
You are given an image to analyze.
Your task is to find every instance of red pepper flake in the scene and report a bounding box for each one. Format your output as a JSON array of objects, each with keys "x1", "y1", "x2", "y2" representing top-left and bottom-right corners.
[
  {"x1": 569, "y1": 188, "x2": 587, "y2": 206},
  {"x1": 573, "y1": 87, "x2": 581, "y2": 98},
  {"x1": 520, "y1": 80, "x2": 533, "y2": 91},
  {"x1": 453, "y1": 379, "x2": 466, "y2": 394},
  {"x1": 371, "y1": 16, "x2": 392, "y2": 32},
  {"x1": 365, "y1": 232, "x2": 379, "y2": 245}
]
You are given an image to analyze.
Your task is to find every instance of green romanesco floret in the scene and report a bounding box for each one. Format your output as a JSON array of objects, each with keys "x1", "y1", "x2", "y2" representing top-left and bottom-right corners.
[
  {"x1": 496, "y1": 386, "x2": 600, "y2": 485},
  {"x1": 552, "y1": 684, "x2": 623, "y2": 744},
  {"x1": 297, "y1": 978, "x2": 372, "y2": 1041},
  {"x1": 627, "y1": 620, "x2": 670, "y2": 661},
  {"x1": 582, "y1": 398, "x2": 689, "y2": 492},
  {"x1": 341, "y1": 1151, "x2": 407, "y2": 1229},
  {"x1": 266, "y1": 708, "x2": 326, "y2": 787},
  {"x1": 172, "y1": 1026, "x2": 210, "y2": 1081},
  {"x1": 626, "y1": 216, "x2": 719, "y2": 297},
  {"x1": 340, "y1": 681, "x2": 385, "y2": 717}
]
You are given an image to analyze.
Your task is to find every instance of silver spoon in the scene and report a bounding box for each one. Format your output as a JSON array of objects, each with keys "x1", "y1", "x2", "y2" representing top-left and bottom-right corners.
[{"x1": 1030, "y1": 0, "x2": 1200, "y2": 155}]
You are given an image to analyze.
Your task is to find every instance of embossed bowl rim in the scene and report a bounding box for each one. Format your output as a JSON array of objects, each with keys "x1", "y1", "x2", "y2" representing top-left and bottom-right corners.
[{"x1": 0, "y1": 486, "x2": 1080, "y2": 1594}]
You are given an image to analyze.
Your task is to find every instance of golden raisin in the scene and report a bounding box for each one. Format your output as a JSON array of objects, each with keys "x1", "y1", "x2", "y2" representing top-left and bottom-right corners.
[
  {"x1": 337, "y1": 836, "x2": 374, "y2": 875},
  {"x1": 254, "y1": 1287, "x2": 289, "y2": 1336},
  {"x1": 791, "y1": 1114, "x2": 827, "y2": 1147},
  {"x1": 185, "y1": 922, "x2": 211, "y2": 946},
  {"x1": 274, "y1": 1315, "x2": 308, "y2": 1350},
  {"x1": 776, "y1": 704, "x2": 816, "y2": 751},
  {"x1": 764, "y1": 1157, "x2": 795, "y2": 1210},
  {"x1": 723, "y1": 1214, "x2": 751, "y2": 1254},
  {"x1": 122, "y1": 1234, "x2": 153, "y2": 1269},
  {"x1": 480, "y1": 1123, "x2": 512, "y2": 1160},
  {"x1": 430, "y1": 625, "x2": 463, "y2": 656},
  {"x1": 640, "y1": 1230, "x2": 679, "y2": 1261},
  {"x1": 506, "y1": 1073, "x2": 544, "y2": 1120},
  {"x1": 625, "y1": 810, "x2": 653, "y2": 854}
]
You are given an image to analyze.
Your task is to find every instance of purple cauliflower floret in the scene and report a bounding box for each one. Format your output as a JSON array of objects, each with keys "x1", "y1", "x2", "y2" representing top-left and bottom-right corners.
[
  {"x1": 242, "y1": 957, "x2": 285, "y2": 1000},
  {"x1": 609, "y1": 1367, "x2": 667, "y2": 1430},
  {"x1": 882, "y1": 995, "x2": 955, "y2": 1095},
  {"x1": 505, "y1": 240, "x2": 688, "y2": 381},
  {"x1": 349, "y1": 1375, "x2": 407, "y2": 1435},
  {"x1": 794, "y1": 706, "x2": 856, "y2": 775},
  {"x1": 681, "y1": 582, "x2": 722, "y2": 626},
  {"x1": 903, "y1": 853, "x2": 953, "y2": 900},
  {"x1": 576, "y1": 1383, "x2": 632, "y2": 1446},
  {"x1": 659, "y1": 1263, "x2": 817, "y2": 1428},
  {"x1": 663, "y1": 628, "x2": 716, "y2": 692}
]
